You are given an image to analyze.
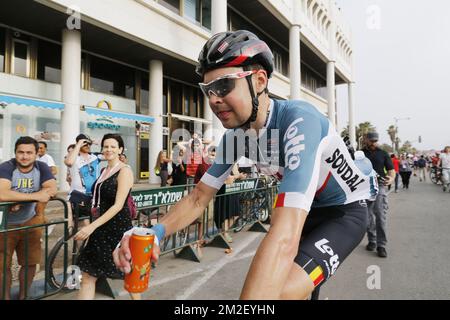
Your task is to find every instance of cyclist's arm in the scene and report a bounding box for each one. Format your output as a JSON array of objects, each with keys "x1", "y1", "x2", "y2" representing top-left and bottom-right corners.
[
  {"x1": 159, "y1": 181, "x2": 217, "y2": 236},
  {"x1": 240, "y1": 207, "x2": 307, "y2": 299}
]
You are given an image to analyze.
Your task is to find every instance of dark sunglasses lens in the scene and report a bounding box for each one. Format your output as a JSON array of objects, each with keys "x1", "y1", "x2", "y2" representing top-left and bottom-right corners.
[
  {"x1": 213, "y1": 78, "x2": 234, "y2": 97},
  {"x1": 201, "y1": 78, "x2": 235, "y2": 98}
]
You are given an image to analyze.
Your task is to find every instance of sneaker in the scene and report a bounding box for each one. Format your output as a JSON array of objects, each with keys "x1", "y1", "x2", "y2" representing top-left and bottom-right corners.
[
  {"x1": 377, "y1": 247, "x2": 387, "y2": 258},
  {"x1": 443, "y1": 185, "x2": 447, "y2": 192},
  {"x1": 366, "y1": 242, "x2": 376, "y2": 251}
]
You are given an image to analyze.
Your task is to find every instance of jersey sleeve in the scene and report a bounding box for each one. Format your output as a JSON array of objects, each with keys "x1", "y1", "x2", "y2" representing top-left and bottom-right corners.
[
  {"x1": 200, "y1": 132, "x2": 233, "y2": 189},
  {"x1": 274, "y1": 109, "x2": 326, "y2": 212}
]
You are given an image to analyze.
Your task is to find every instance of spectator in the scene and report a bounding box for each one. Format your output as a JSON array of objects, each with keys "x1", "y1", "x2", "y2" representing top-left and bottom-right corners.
[
  {"x1": 192, "y1": 146, "x2": 216, "y2": 256},
  {"x1": 37, "y1": 141, "x2": 57, "y2": 177},
  {"x1": 438, "y1": 146, "x2": 450, "y2": 192},
  {"x1": 119, "y1": 153, "x2": 128, "y2": 164},
  {"x1": 65, "y1": 144, "x2": 76, "y2": 186},
  {"x1": 213, "y1": 164, "x2": 247, "y2": 243},
  {"x1": 412, "y1": 154, "x2": 419, "y2": 176},
  {"x1": 171, "y1": 149, "x2": 187, "y2": 186},
  {"x1": 417, "y1": 155, "x2": 427, "y2": 182},
  {"x1": 389, "y1": 154, "x2": 400, "y2": 193},
  {"x1": 399, "y1": 154, "x2": 413, "y2": 189},
  {"x1": 154, "y1": 150, "x2": 171, "y2": 187},
  {"x1": 431, "y1": 152, "x2": 442, "y2": 184},
  {"x1": 362, "y1": 132, "x2": 395, "y2": 258},
  {"x1": 75, "y1": 133, "x2": 135, "y2": 300},
  {"x1": 183, "y1": 133, "x2": 204, "y2": 185},
  {"x1": 0, "y1": 136, "x2": 57, "y2": 300},
  {"x1": 64, "y1": 134, "x2": 103, "y2": 224}
]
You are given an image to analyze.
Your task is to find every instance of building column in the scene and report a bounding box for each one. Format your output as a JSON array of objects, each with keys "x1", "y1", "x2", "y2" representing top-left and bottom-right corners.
[
  {"x1": 289, "y1": 0, "x2": 302, "y2": 100},
  {"x1": 348, "y1": 81, "x2": 356, "y2": 149},
  {"x1": 148, "y1": 60, "x2": 164, "y2": 184},
  {"x1": 60, "y1": 29, "x2": 81, "y2": 191},
  {"x1": 211, "y1": 0, "x2": 227, "y2": 145},
  {"x1": 327, "y1": 0, "x2": 337, "y2": 127}
]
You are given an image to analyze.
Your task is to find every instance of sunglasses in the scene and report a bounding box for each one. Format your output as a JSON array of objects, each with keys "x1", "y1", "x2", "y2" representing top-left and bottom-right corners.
[{"x1": 199, "y1": 70, "x2": 258, "y2": 98}]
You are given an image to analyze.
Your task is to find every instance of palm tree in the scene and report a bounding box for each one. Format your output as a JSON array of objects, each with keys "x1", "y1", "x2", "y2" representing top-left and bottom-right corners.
[
  {"x1": 387, "y1": 125, "x2": 397, "y2": 151},
  {"x1": 342, "y1": 122, "x2": 376, "y2": 149}
]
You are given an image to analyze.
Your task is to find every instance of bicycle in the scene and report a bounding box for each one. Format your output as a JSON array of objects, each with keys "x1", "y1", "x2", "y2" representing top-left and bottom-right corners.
[
  {"x1": 46, "y1": 202, "x2": 89, "y2": 290},
  {"x1": 232, "y1": 176, "x2": 273, "y2": 233},
  {"x1": 140, "y1": 206, "x2": 190, "y2": 257},
  {"x1": 430, "y1": 166, "x2": 442, "y2": 185}
]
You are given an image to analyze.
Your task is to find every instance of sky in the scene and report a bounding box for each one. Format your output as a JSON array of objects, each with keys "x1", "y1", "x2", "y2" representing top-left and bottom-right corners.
[{"x1": 334, "y1": 0, "x2": 450, "y2": 151}]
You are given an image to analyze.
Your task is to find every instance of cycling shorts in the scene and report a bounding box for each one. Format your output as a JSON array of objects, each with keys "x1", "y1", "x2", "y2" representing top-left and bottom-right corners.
[{"x1": 294, "y1": 200, "x2": 368, "y2": 288}]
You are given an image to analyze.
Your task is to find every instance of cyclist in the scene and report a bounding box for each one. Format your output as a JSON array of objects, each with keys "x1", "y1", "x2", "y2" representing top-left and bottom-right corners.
[{"x1": 114, "y1": 30, "x2": 376, "y2": 299}]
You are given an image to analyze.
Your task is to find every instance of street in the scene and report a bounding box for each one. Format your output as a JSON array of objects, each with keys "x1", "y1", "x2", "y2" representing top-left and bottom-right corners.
[{"x1": 47, "y1": 175, "x2": 450, "y2": 300}]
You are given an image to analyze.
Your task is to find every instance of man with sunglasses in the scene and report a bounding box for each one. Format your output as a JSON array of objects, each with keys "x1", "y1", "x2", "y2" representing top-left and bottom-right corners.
[
  {"x1": 64, "y1": 134, "x2": 103, "y2": 221},
  {"x1": 115, "y1": 30, "x2": 375, "y2": 299}
]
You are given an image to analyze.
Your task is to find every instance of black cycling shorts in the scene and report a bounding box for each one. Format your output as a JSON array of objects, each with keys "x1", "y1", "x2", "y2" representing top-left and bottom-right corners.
[{"x1": 294, "y1": 200, "x2": 368, "y2": 288}]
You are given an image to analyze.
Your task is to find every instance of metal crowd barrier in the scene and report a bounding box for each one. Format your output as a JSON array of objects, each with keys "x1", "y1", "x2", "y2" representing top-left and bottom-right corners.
[
  {"x1": 0, "y1": 198, "x2": 69, "y2": 300},
  {"x1": 131, "y1": 177, "x2": 279, "y2": 262},
  {"x1": 0, "y1": 178, "x2": 278, "y2": 300}
]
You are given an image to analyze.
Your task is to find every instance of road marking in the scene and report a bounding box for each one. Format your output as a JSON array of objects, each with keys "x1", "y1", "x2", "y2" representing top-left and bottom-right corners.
[
  {"x1": 115, "y1": 236, "x2": 261, "y2": 298},
  {"x1": 175, "y1": 232, "x2": 263, "y2": 300}
]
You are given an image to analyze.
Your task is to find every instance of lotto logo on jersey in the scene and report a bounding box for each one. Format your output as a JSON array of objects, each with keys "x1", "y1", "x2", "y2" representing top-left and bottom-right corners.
[{"x1": 283, "y1": 118, "x2": 306, "y2": 170}]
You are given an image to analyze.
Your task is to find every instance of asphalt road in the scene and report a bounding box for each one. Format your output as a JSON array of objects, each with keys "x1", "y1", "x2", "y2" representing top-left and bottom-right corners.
[{"x1": 47, "y1": 175, "x2": 450, "y2": 300}]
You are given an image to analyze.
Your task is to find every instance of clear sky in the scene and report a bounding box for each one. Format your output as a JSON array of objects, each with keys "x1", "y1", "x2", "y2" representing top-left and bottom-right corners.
[{"x1": 335, "y1": 0, "x2": 450, "y2": 151}]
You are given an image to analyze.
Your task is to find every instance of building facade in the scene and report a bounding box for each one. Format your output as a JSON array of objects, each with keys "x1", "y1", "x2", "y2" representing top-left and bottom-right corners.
[{"x1": 0, "y1": 0, "x2": 356, "y2": 190}]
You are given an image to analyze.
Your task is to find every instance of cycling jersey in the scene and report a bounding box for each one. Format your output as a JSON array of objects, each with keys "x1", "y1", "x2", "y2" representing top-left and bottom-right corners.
[{"x1": 201, "y1": 99, "x2": 374, "y2": 213}]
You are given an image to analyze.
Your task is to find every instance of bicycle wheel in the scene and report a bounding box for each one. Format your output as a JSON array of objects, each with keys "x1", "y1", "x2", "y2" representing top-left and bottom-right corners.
[
  {"x1": 46, "y1": 236, "x2": 65, "y2": 290},
  {"x1": 233, "y1": 217, "x2": 247, "y2": 233},
  {"x1": 47, "y1": 234, "x2": 86, "y2": 290},
  {"x1": 430, "y1": 170, "x2": 437, "y2": 184}
]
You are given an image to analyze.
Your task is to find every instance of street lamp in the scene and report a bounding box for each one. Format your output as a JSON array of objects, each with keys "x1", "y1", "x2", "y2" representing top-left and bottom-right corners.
[{"x1": 394, "y1": 117, "x2": 411, "y2": 154}]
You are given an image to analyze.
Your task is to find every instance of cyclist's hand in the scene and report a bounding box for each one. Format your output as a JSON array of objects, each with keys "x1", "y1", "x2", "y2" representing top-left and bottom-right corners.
[
  {"x1": 113, "y1": 234, "x2": 132, "y2": 273},
  {"x1": 113, "y1": 230, "x2": 161, "y2": 273},
  {"x1": 74, "y1": 224, "x2": 96, "y2": 241}
]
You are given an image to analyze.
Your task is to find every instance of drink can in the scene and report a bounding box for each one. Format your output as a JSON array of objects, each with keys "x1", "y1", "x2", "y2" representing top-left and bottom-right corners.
[{"x1": 124, "y1": 228, "x2": 155, "y2": 293}]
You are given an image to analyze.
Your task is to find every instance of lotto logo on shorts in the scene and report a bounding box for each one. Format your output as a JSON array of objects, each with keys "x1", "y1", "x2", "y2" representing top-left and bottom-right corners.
[{"x1": 273, "y1": 193, "x2": 286, "y2": 208}]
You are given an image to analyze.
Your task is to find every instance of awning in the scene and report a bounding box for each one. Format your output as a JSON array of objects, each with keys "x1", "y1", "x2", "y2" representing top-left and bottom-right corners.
[
  {"x1": 0, "y1": 94, "x2": 64, "y2": 110},
  {"x1": 83, "y1": 106, "x2": 155, "y2": 123},
  {"x1": 170, "y1": 113, "x2": 211, "y2": 124}
]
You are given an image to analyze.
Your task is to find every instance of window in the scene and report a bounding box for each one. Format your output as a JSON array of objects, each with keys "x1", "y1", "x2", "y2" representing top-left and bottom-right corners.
[
  {"x1": 37, "y1": 40, "x2": 61, "y2": 83},
  {"x1": 273, "y1": 51, "x2": 283, "y2": 74},
  {"x1": 184, "y1": 0, "x2": 200, "y2": 22},
  {"x1": 163, "y1": 79, "x2": 168, "y2": 127},
  {"x1": 170, "y1": 81, "x2": 183, "y2": 114},
  {"x1": 159, "y1": 0, "x2": 180, "y2": 14},
  {"x1": 201, "y1": 0, "x2": 211, "y2": 29},
  {"x1": 140, "y1": 73, "x2": 149, "y2": 115},
  {"x1": 0, "y1": 28, "x2": 5, "y2": 73},
  {"x1": 12, "y1": 40, "x2": 30, "y2": 77},
  {"x1": 89, "y1": 55, "x2": 135, "y2": 99}
]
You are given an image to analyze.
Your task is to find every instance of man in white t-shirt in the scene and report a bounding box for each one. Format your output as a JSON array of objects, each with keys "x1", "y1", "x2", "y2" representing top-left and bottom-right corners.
[
  {"x1": 38, "y1": 141, "x2": 57, "y2": 177},
  {"x1": 64, "y1": 134, "x2": 103, "y2": 219},
  {"x1": 438, "y1": 146, "x2": 450, "y2": 192}
]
